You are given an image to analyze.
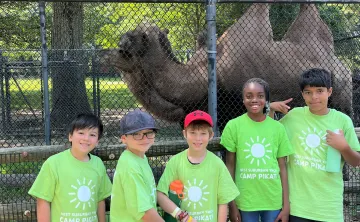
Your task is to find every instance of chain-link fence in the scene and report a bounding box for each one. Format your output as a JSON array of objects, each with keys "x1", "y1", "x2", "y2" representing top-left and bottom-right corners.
[{"x1": 1, "y1": 0, "x2": 360, "y2": 221}]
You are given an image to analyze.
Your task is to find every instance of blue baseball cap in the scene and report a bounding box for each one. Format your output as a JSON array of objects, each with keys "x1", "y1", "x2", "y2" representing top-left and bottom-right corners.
[{"x1": 120, "y1": 109, "x2": 158, "y2": 135}]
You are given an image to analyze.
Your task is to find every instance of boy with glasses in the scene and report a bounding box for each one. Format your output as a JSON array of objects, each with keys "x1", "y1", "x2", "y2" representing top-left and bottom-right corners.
[{"x1": 110, "y1": 109, "x2": 164, "y2": 222}]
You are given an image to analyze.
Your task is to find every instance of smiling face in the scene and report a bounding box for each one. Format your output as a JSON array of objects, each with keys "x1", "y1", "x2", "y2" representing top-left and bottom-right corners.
[
  {"x1": 302, "y1": 85, "x2": 332, "y2": 115},
  {"x1": 183, "y1": 124, "x2": 214, "y2": 153},
  {"x1": 69, "y1": 127, "x2": 100, "y2": 156},
  {"x1": 243, "y1": 82, "x2": 266, "y2": 118},
  {"x1": 121, "y1": 129, "x2": 156, "y2": 158}
]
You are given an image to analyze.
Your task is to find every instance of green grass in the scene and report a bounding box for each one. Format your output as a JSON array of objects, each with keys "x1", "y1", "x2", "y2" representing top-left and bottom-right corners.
[{"x1": 4, "y1": 77, "x2": 138, "y2": 110}]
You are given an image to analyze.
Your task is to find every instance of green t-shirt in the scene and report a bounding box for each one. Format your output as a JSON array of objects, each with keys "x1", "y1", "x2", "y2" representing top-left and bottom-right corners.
[
  {"x1": 157, "y1": 150, "x2": 239, "y2": 222},
  {"x1": 28, "y1": 149, "x2": 112, "y2": 221},
  {"x1": 220, "y1": 114, "x2": 293, "y2": 211},
  {"x1": 280, "y1": 107, "x2": 360, "y2": 222},
  {"x1": 110, "y1": 150, "x2": 157, "y2": 222}
]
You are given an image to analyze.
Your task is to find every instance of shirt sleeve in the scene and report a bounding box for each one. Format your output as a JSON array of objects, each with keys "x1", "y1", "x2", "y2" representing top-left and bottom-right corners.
[
  {"x1": 157, "y1": 157, "x2": 177, "y2": 196},
  {"x1": 28, "y1": 159, "x2": 57, "y2": 202},
  {"x1": 220, "y1": 120, "x2": 237, "y2": 152},
  {"x1": 121, "y1": 170, "x2": 153, "y2": 220},
  {"x1": 277, "y1": 124, "x2": 293, "y2": 158},
  {"x1": 217, "y1": 161, "x2": 240, "y2": 204},
  {"x1": 97, "y1": 162, "x2": 112, "y2": 202},
  {"x1": 343, "y1": 115, "x2": 360, "y2": 151}
]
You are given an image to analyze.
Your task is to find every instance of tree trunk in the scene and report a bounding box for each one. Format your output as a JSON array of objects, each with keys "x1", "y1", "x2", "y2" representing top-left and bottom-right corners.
[{"x1": 50, "y1": 2, "x2": 91, "y2": 129}]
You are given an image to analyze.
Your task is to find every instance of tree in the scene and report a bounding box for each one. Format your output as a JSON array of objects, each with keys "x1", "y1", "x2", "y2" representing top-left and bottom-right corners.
[{"x1": 50, "y1": 2, "x2": 91, "y2": 128}]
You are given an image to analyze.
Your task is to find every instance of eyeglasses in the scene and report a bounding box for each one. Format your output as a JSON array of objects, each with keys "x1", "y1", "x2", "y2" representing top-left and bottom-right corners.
[{"x1": 127, "y1": 131, "x2": 156, "y2": 140}]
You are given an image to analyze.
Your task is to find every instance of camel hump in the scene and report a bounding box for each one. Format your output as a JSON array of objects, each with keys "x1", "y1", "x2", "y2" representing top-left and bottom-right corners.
[
  {"x1": 283, "y1": 4, "x2": 333, "y2": 47},
  {"x1": 238, "y1": 3, "x2": 273, "y2": 42}
]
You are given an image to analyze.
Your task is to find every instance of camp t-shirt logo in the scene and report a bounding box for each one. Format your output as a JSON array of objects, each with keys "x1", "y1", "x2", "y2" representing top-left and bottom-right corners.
[
  {"x1": 69, "y1": 178, "x2": 96, "y2": 210},
  {"x1": 150, "y1": 184, "x2": 156, "y2": 205},
  {"x1": 239, "y1": 136, "x2": 279, "y2": 180},
  {"x1": 298, "y1": 127, "x2": 327, "y2": 156},
  {"x1": 59, "y1": 177, "x2": 98, "y2": 222},
  {"x1": 243, "y1": 136, "x2": 272, "y2": 166},
  {"x1": 183, "y1": 179, "x2": 210, "y2": 210},
  {"x1": 183, "y1": 179, "x2": 214, "y2": 221},
  {"x1": 293, "y1": 127, "x2": 327, "y2": 171}
]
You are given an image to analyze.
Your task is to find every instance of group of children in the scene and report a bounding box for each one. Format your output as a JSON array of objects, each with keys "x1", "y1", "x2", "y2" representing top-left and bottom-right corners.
[{"x1": 29, "y1": 68, "x2": 360, "y2": 222}]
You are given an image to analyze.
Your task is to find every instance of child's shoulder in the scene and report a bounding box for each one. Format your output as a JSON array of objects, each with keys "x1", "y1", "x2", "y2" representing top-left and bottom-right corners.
[
  {"x1": 206, "y1": 151, "x2": 226, "y2": 165},
  {"x1": 46, "y1": 149, "x2": 68, "y2": 162},
  {"x1": 287, "y1": 107, "x2": 306, "y2": 115},
  {"x1": 168, "y1": 149, "x2": 187, "y2": 163},
  {"x1": 226, "y1": 113, "x2": 248, "y2": 126},
  {"x1": 330, "y1": 108, "x2": 352, "y2": 120},
  {"x1": 266, "y1": 117, "x2": 287, "y2": 130},
  {"x1": 88, "y1": 153, "x2": 105, "y2": 167}
]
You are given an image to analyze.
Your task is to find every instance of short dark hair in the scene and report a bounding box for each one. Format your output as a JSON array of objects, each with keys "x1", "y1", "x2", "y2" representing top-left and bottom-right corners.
[
  {"x1": 68, "y1": 114, "x2": 104, "y2": 139},
  {"x1": 300, "y1": 68, "x2": 332, "y2": 91},
  {"x1": 242, "y1": 78, "x2": 270, "y2": 114}
]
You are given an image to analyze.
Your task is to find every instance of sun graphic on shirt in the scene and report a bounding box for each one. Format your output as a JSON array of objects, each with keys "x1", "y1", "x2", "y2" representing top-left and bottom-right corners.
[
  {"x1": 298, "y1": 127, "x2": 327, "y2": 155},
  {"x1": 183, "y1": 179, "x2": 210, "y2": 210},
  {"x1": 243, "y1": 136, "x2": 272, "y2": 166},
  {"x1": 68, "y1": 178, "x2": 95, "y2": 210}
]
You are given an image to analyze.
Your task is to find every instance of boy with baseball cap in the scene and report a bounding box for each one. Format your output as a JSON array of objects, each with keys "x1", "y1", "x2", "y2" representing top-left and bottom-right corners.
[
  {"x1": 157, "y1": 110, "x2": 239, "y2": 222},
  {"x1": 110, "y1": 109, "x2": 164, "y2": 222}
]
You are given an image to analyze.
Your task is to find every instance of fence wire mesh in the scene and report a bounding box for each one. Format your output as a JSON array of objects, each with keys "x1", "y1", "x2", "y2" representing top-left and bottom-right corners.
[{"x1": 1, "y1": 1, "x2": 360, "y2": 221}]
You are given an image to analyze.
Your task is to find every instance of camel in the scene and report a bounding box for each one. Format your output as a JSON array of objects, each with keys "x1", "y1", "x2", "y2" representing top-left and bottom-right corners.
[{"x1": 103, "y1": 4, "x2": 353, "y2": 127}]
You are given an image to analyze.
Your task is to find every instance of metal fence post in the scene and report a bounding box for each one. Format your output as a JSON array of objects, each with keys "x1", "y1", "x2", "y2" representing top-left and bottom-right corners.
[
  {"x1": 0, "y1": 51, "x2": 5, "y2": 134},
  {"x1": 206, "y1": 0, "x2": 218, "y2": 136},
  {"x1": 39, "y1": 1, "x2": 51, "y2": 145}
]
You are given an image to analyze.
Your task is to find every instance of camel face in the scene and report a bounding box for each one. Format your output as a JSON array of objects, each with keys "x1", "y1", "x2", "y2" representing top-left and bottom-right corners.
[
  {"x1": 104, "y1": 4, "x2": 353, "y2": 126},
  {"x1": 118, "y1": 31, "x2": 150, "y2": 60}
]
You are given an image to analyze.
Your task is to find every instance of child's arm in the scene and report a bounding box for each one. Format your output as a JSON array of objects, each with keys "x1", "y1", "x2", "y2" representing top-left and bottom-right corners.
[
  {"x1": 36, "y1": 198, "x2": 51, "y2": 222},
  {"x1": 218, "y1": 204, "x2": 228, "y2": 222},
  {"x1": 275, "y1": 157, "x2": 289, "y2": 222},
  {"x1": 157, "y1": 191, "x2": 178, "y2": 215},
  {"x1": 225, "y1": 151, "x2": 241, "y2": 222},
  {"x1": 326, "y1": 130, "x2": 360, "y2": 167},
  {"x1": 157, "y1": 191, "x2": 197, "y2": 222},
  {"x1": 97, "y1": 200, "x2": 106, "y2": 222},
  {"x1": 142, "y1": 208, "x2": 165, "y2": 222},
  {"x1": 269, "y1": 98, "x2": 293, "y2": 118}
]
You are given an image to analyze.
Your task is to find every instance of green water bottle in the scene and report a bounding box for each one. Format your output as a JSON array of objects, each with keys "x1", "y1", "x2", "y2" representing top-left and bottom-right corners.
[
  {"x1": 326, "y1": 129, "x2": 341, "y2": 173},
  {"x1": 163, "y1": 180, "x2": 184, "y2": 222}
]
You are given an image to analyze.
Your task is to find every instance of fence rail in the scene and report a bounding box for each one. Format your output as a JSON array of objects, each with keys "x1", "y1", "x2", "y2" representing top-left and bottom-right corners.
[
  {"x1": 2, "y1": 0, "x2": 360, "y2": 221},
  {"x1": 0, "y1": 131, "x2": 359, "y2": 221}
]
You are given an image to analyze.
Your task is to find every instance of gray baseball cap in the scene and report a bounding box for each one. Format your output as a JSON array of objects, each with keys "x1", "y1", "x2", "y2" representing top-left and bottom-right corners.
[{"x1": 120, "y1": 109, "x2": 158, "y2": 135}]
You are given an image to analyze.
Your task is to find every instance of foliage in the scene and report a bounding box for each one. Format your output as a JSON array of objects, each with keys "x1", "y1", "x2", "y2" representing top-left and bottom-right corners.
[
  {"x1": 1, "y1": 2, "x2": 360, "y2": 67},
  {"x1": 0, "y1": 1, "x2": 51, "y2": 49}
]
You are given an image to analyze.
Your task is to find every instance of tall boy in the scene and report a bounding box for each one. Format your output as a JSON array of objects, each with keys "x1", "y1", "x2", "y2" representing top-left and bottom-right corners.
[
  {"x1": 273, "y1": 68, "x2": 360, "y2": 221},
  {"x1": 28, "y1": 113, "x2": 112, "y2": 222},
  {"x1": 157, "y1": 110, "x2": 239, "y2": 222},
  {"x1": 110, "y1": 109, "x2": 164, "y2": 222}
]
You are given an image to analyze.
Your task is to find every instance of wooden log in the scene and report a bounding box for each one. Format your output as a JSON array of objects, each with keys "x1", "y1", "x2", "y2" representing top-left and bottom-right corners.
[
  {"x1": 0, "y1": 127, "x2": 358, "y2": 164},
  {"x1": 0, "y1": 138, "x2": 222, "y2": 164},
  {"x1": 0, "y1": 202, "x2": 36, "y2": 222},
  {"x1": 0, "y1": 174, "x2": 37, "y2": 188},
  {"x1": 344, "y1": 181, "x2": 360, "y2": 193}
]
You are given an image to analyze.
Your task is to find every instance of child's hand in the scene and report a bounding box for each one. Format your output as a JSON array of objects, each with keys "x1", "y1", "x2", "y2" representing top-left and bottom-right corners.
[
  {"x1": 178, "y1": 211, "x2": 197, "y2": 222},
  {"x1": 181, "y1": 214, "x2": 197, "y2": 222},
  {"x1": 228, "y1": 205, "x2": 241, "y2": 222},
  {"x1": 270, "y1": 98, "x2": 293, "y2": 114},
  {"x1": 275, "y1": 207, "x2": 289, "y2": 222},
  {"x1": 326, "y1": 130, "x2": 349, "y2": 152}
]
